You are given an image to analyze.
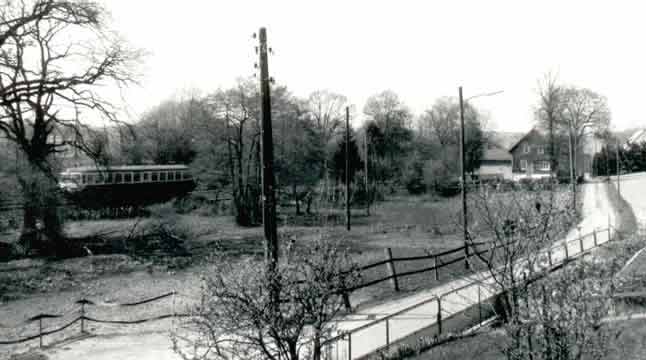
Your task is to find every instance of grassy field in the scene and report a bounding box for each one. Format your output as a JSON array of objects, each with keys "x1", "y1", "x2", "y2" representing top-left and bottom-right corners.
[
  {"x1": 410, "y1": 319, "x2": 646, "y2": 360},
  {"x1": 0, "y1": 187, "x2": 574, "y2": 303},
  {"x1": 0, "y1": 186, "x2": 575, "y2": 357}
]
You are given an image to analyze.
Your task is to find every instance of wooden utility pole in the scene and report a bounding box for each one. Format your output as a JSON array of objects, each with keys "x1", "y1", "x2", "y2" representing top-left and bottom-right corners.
[
  {"x1": 616, "y1": 137, "x2": 621, "y2": 196},
  {"x1": 549, "y1": 111, "x2": 555, "y2": 182},
  {"x1": 345, "y1": 106, "x2": 351, "y2": 231},
  {"x1": 568, "y1": 127, "x2": 576, "y2": 212},
  {"x1": 364, "y1": 131, "x2": 370, "y2": 216},
  {"x1": 258, "y1": 27, "x2": 279, "y2": 272},
  {"x1": 458, "y1": 87, "x2": 469, "y2": 270}
]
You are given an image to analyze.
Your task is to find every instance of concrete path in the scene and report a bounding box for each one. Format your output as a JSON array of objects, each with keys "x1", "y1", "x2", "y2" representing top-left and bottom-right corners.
[{"x1": 614, "y1": 172, "x2": 646, "y2": 222}]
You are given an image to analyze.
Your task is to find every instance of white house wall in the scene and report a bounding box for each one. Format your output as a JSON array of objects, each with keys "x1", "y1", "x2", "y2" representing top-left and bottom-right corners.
[{"x1": 476, "y1": 164, "x2": 513, "y2": 180}]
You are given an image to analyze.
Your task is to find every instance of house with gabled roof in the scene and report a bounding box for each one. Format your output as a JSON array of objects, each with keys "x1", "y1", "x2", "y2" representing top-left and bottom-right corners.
[
  {"x1": 508, "y1": 128, "x2": 553, "y2": 180},
  {"x1": 474, "y1": 144, "x2": 513, "y2": 180}
]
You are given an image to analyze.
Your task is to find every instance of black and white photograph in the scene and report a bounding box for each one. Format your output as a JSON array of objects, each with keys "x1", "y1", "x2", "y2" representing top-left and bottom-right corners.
[{"x1": 1, "y1": 1, "x2": 646, "y2": 359}]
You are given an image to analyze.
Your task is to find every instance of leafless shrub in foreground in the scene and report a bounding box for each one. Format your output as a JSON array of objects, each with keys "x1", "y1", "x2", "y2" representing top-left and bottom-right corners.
[{"x1": 171, "y1": 235, "x2": 360, "y2": 360}]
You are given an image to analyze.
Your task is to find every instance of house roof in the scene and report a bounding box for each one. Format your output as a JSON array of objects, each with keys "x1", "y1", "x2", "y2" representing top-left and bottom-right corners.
[
  {"x1": 508, "y1": 128, "x2": 546, "y2": 152},
  {"x1": 628, "y1": 129, "x2": 646, "y2": 144},
  {"x1": 62, "y1": 164, "x2": 190, "y2": 173},
  {"x1": 482, "y1": 146, "x2": 512, "y2": 161}
]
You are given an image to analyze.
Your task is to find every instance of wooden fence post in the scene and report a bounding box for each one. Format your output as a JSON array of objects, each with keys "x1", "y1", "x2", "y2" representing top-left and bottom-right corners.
[
  {"x1": 433, "y1": 255, "x2": 439, "y2": 281},
  {"x1": 39, "y1": 318, "x2": 43, "y2": 348},
  {"x1": 342, "y1": 290, "x2": 352, "y2": 312},
  {"x1": 547, "y1": 247, "x2": 553, "y2": 268},
  {"x1": 80, "y1": 302, "x2": 85, "y2": 334},
  {"x1": 385, "y1": 248, "x2": 399, "y2": 292},
  {"x1": 593, "y1": 229, "x2": 598, "y2": 247},
  {"x1": 385, "y1": 318, "x2": 390, "y2": 348},
  {"x1": 478, "y1": 285, "x2": 482, "y2": 325},
  {"x1": 437, "y1": 297, "x2": 443, "y2": 335}
]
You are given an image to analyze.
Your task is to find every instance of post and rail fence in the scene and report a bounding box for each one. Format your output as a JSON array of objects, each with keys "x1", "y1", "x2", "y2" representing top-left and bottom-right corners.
[{"x1": 319, "y1": 224, "x2": 618, "y2": 359}]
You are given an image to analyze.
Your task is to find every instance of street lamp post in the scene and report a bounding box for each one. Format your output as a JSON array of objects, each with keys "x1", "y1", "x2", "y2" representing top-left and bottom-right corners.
[
  {"x1": 567, "y1": 121, "x2": 595, "y2": 213},
  {"x1": 459, "y1": 87, "x2": 503, "y2": 270}
]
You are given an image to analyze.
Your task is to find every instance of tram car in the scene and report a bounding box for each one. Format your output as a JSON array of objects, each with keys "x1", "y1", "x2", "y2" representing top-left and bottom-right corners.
[{"x1": 58, "y1": 164, "x2": 196, "y2": 209}]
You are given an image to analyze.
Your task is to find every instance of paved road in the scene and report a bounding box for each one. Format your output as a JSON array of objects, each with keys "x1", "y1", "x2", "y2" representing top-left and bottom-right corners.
[
  {"x1": 328, "y1": 181, "x2": 618, "y2": 359},
  {"x1": 34, "y1": 182, "x2": 619, "y2": 360},
  {"x1": 614, "y1": 172, "x2": 646, "y2": 222}
]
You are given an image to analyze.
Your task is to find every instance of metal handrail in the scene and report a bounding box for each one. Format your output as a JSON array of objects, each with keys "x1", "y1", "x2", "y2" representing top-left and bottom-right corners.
[{"x1": 320, "y1": 225, "x2": 614, "y2": 349}]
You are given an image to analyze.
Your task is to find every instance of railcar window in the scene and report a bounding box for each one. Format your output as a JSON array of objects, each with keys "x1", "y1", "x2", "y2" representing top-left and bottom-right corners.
[
  {"x1": 152, "y1": 172, "x2": 159, "y2": 181},
  {"x1": 160, "y1": 172, "x2": 167, "y2": 181},
  {"x1": 106, "y1": 173, "x2": 113, "y2": 184},
  {"x1": 124, "y1": 173, "x2": 132, "y2": 183},
  {"x1": 143, "y1": 172, "x2": 149, "y2": 182},
  {"x1": 82, "y1": 175, "x2": 87, "y2": 184},
  {"x1": 175, "y1": 171, "x2": 181, "y2": 180},
  {"x1": 115, "y1": 173, "x2": 123, "y2": 183},
  {"x1": 133, "y1": 172, "x2": 141, "y2": 182},
  {"x1": 168, "y1": 172, "x2": 175, "y2": 181}
]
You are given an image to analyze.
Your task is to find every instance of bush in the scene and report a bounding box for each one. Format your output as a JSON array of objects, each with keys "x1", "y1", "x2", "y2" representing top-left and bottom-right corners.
[
  {"x1": 434, "y1": 178, "x2": 460, "y2": 197},
  {"x1": 405, "y1": 176, "x2": 426, "y2": 195}
]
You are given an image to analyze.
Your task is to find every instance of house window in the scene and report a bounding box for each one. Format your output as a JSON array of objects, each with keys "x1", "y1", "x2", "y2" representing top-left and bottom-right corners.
[
  {"x1": 537, "y1": 146, "x2": 544, "y2": 155},
  {"x1": 115, "y1": 173, "x2": 123, "y2": 184},
  {"x1": 520, "y1": 159, "x2": 528, "y2": 171},
  {"x1": 535, "y1": 160, "x2": 551, "y2": 171},
  {"x1": 133, "y1": 172, "x2": 141, "y2": 182},
  {"x1": 106, "y1": 173, "x2": 113, "y2": 184},
  {"x1": 523, "y1": 144, "x2": 530, "y2": 154},
  {"x1": 124, "y1": 173, "x2": 132, "y2": 183},
  {"x1": 168, "y1": 172, "x2": 175, "y2": 181},
  {"x1": 160, "y1": 172, "x2": 167, "y2": 181},
  {"x1": 143, "y1": 172, "x2": 149, "y2": 182},
  {"x1": 152, "y1": 172, "x2": 159, "y2": 182}
]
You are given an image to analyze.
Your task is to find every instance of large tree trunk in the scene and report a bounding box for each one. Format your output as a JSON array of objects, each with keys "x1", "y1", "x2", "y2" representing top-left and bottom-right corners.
[{"x1": 18, "y1": 162, "x2": 64, "y2": 255}]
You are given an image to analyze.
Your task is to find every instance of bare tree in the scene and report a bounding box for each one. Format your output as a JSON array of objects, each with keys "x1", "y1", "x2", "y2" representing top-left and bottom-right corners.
[
  {"x1": 560, "y1": 87, "x2": 611, "y2": 179},
  {"x1": 206, "y1": 79, "x2": 262, "y2": 226},
  {"x1": 0, "y1": 0, "x2": 142, "y2": 251},
  {"x1": 536, "y1": 72, "x2": 563, "y2": 177},
  {"x1": 306, "y1": 90, "x2": 348, "y2": 143},
  {"x1": 305, "y1": 90, "x2": 350, "y2": 204},
  {"x1": 171, "y1": 235, "x2": 360, "y2": 360},
  {"x1": 467, "y1": 187, "x2": 575, "y2": 324}
]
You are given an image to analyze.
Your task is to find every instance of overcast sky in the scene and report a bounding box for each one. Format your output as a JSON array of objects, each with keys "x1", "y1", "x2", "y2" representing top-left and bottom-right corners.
[{"x1": 105, "y1": 0, "x2": 646, "y2": 133}]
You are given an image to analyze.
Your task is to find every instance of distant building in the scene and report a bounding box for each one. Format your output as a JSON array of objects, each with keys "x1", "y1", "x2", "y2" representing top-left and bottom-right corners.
[
  {"x1": 507, "y1": 127, "x2": 594, "y2": 180},
  {"x1": 474, "y1": 145, "x2": 513, "y2": 180},
  {"x1": 508, "y1": 128, "x2": 553, "y2": 180},
  {"x1": 626, "y1": 128, "x2": 646, "y2": 147}
]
